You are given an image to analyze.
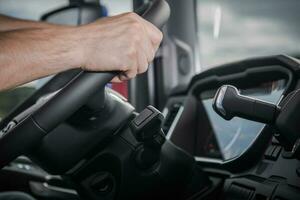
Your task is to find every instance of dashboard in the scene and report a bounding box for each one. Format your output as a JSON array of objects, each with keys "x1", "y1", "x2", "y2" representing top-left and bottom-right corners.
[
  {"x1": 162, "y1": 55, "x2": 300, "y2": 199},
  {"x1": 196, "y1": 79, "x2": 286, "y2": 161},
  {"x1": 162, "y1": 56, "x2": 296, "y2": 168}
]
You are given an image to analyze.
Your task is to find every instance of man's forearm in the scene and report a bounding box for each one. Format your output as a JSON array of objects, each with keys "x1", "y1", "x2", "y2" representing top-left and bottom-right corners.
[
  {"x1": 0, "y1": 12, "x2": 163, "y2": 90},
  {"x1": 0, "y1": 14, "x2": 62, "y2": 32},
  {"x1": 0, "y1": 27, "x2": 82, "y2": 90}
]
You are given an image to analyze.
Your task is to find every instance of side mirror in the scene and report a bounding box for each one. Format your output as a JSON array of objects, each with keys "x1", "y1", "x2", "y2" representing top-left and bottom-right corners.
[{"x1": 41, "y1": 1, "x2": 106, "y2": 25}]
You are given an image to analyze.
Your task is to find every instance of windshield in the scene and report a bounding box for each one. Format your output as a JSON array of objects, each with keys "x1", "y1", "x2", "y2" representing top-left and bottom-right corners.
[{"x1": 196, "y1": 0, "x2": 300, "y2": 70}]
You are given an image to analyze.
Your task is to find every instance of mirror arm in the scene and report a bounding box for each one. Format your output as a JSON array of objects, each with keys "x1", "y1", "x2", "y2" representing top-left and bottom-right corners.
[{"x1": 69, "y1": 0, "x2": 84, "y2": 6}]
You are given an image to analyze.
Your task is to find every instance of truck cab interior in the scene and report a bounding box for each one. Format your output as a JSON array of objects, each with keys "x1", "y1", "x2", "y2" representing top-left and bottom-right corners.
[{"x1": 0, "y1": 0, "x2": 300, "y2": 200}]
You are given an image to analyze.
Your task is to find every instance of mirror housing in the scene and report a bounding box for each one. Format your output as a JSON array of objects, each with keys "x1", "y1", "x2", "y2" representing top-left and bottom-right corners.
[{"x1": 41, "y1": 0, "x2": 106, "y2": 25}]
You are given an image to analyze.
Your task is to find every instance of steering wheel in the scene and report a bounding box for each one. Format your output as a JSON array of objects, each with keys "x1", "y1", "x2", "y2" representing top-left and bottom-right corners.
[{"x1": 0, "y1": 0, "x2": 170, "y2": 169}]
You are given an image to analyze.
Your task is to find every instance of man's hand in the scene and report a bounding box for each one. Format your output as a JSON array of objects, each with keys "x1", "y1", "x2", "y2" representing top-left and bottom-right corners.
[
  {"x1": 0, "y1": 12, "x2": 163, "y2": 91},
  {"x1": 77, "y1": 13, "x2": 163, "y2": 82}
]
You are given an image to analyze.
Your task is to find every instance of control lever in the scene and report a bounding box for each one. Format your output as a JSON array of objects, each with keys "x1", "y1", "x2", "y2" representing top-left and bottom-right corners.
[
  {"x1": 130, "y1": 106, "x2": 165, "y2": 169},
  {"x1": 213, "y1": 85, "x2": 280, "y2": 123},
  {"x1": 130, "y1": 106, "x2": 211, "y2": 198},
  {"x1": 213, "y1": 85, "x2": 300, "y2": 153}
]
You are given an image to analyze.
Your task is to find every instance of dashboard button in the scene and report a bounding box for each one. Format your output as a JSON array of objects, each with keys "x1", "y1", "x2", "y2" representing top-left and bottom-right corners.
[
  {"x1": 271, "y1": 146, "x2": 282, "y2": 160},
  {"x1": 265, "y1": 144, "x2": 282, "y2": 161},
  {"x1": 265, "y1": 145, "x2": 276, "y2": 158}
]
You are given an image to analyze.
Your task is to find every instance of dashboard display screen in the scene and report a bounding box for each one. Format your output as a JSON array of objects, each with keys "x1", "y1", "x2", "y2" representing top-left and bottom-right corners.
[{"x1": 196, "y1": 80, "x2": 286, "y2": 161}]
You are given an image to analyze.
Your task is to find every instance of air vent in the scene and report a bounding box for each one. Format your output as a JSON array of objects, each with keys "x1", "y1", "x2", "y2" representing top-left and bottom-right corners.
[{"x1": 162, "y1": 103, "x2": 182, "y2": 134}]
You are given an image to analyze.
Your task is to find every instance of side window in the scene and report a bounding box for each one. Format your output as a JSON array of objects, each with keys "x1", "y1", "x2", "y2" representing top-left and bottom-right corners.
[
  {"x1": 101, "y1": 0, "x2": 133, "y2": 15},
  {"x1": 0, "y1": 0, "x2": 132, "y2": 120},
  {"x1": 0, "y1": 1, "x2": 68, "y2": 120},
  {"x1": 0, "y1": 1, "x2": 68, "y2": 20}
]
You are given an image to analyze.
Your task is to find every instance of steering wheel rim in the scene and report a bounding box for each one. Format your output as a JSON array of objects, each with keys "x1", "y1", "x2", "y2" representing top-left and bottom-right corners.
[{"x1": 0, "y1": 0, "x2": 170, "y2": 168}]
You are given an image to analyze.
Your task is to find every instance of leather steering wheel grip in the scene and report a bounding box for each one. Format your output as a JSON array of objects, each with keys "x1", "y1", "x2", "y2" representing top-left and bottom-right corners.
[
  {"x1": 0, "y1": 0, "x2": 170, "y2": 168},
  {"x1": 32, "y1": 0, "x2": 170, "y2": 133}
]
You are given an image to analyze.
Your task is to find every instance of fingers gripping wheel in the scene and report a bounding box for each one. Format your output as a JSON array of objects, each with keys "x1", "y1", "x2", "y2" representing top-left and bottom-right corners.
[{"x1": 0, "y1": 0, "x2": 170, "y2": 168}]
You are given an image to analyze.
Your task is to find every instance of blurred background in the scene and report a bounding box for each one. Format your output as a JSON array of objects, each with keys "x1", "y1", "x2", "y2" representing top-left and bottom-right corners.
[
  {"x1": 0, "y1": 0, "x2": 132, "y2": 19},
  {"x1": 197, "y1": 0, "x2": 300, "y2": 69}
]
